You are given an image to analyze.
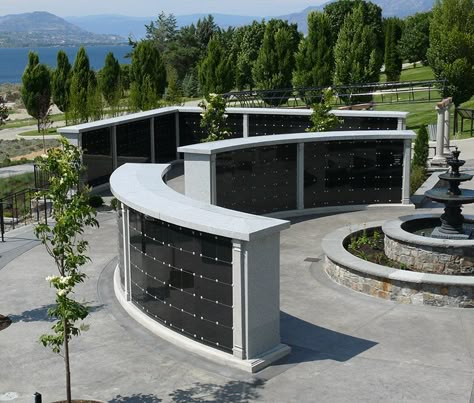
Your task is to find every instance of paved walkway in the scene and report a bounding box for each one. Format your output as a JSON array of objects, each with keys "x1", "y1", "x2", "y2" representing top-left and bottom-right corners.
[
  {"x1": 1, "y1": 151, "x2": 474, "y2": 402},
  {"x1": 0, "y1": 163, "x2": 34, "y2": 179}
]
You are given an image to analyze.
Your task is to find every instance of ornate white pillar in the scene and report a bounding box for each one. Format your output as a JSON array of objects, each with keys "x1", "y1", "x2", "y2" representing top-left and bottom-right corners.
[{"x1": 432, "y1": 105, "x2": 446, "y2": 165}]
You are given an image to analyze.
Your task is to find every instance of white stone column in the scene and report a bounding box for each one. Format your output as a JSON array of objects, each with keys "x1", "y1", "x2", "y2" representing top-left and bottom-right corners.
[
  {"x1": 232, "y1": 240, "x2": 246, "y2": 359},
  {"x1": 397, "y1": 117, "x2": 406, "y2": 130},
  {"x1": 183, "y1": 153, "x2": 213, "y2": 203},
  {"x1": 402, "y1": 139, "x2": 412, "y2": 205},
  {"x1": 432, "y1": 106, "x2": 446, "y2": 165},
  {"x1": 122, "y1": 204, "x2": 131, "y2": 301},
  {"x1": 297, "y1": 143, "x2": 305, "y2": 210},
  {"x1": 443, "y1": 103, "x2": 452, "y2": 155},
  {"x1": 243, "y1": 114, "x2": 249, "y2": 138}
]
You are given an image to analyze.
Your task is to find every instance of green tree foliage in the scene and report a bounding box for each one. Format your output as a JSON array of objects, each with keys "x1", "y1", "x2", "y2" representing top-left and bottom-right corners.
[
  {"x1": 384, "y1": 18, "x2": 403, "y2": 82},
  {"x1": 51, "y1": 50, "x2": 71, "y2": 114},
  {"x1": 293, "y1": 11, "x2": 334, "y2": 104},
  {"x1": 164, "y1": 68, "x2": 183, "y2": 105},
  {"x1": 100, "y1": 52, "x2": 121, "y2": 113},
  {"x1": 234, "y1": 20, "x2": 266, "y2": 90},
  {"x1": 68, "y1": 47, "x2": 92, "y2": 123},
  {"x1": 87, "y1": 71, "x2": 104, "y2": 121},
  {"x1": 333, "y1": 5, "x2": 382, "y2": 103},
  {"x1": 253, "y1": 19, "x2": 301, "y2": 106},
  {"x1": 199, "y1": 93, "x2": 230, "y2": 142},
  {"x1": 120, "y1": 64, "x2": 131, "y2": 94},
  {"x1": 398, "y1": 12, "x2": 431, "y2": 66},
  {"x1": 34, "y1": 137, "x2": 99, "y2": 403},
  {"x1": 0, "y1": 95, "x2": 9, "y2": 125},
  {"x1": 196, "y1": 15, "x2": 219, "y2": 55},
  {"x1": 129, "y1": 40, "x2": 167, "y2": 111},
  {"x1": 412, "y1": 124, "x2": 429, "y2": 168},
  {"x1": 166, "y1": 24, "x2": 201, "y2": 82},
  {"x1": 198, "y1": 38, "x2": 235, "y2": 95},
  {"x1": 427, "y1": 0, "x2": 474, "y2": 105},
  {"x1": 21, "y1": 52, "x2": 52, "y2": 132},
  {"x1": 324, "y1": 0, "x2": 384, "y2": 53},
  {"x1": 182, "y1": 69, "x2": 199, "y2": 97},
  {"x1": 145, "y1": 11, "x2": 178, "y2": 55},
  {"x1": 307, "y1": 88, "x2": 341, "y2": 132}
]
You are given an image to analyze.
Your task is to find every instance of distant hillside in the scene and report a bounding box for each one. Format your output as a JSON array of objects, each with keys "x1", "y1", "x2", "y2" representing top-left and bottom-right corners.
[
  {"x1": 66, "y1": 13, "x2": 260, "y2": 40},
  {"x1": 0, "y1": 11, "x2": 125, "y2": 47}
]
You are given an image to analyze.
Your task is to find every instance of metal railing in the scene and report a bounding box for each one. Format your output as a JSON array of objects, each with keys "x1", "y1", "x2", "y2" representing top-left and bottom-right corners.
[
  {"x1": 222, "y1": 79, "x2": 446, "y2": 109},
  {"x1": 0, "y1": 188, "x2": 50, "y2": 242}
]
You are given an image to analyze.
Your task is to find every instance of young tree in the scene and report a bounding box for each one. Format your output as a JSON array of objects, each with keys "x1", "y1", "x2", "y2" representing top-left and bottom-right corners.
[
  {"x1": 253, "y1": 19, "x2": 301, "y2": 106},
  {"x1": 333, "y1": 5, "x2": 382, "y2": 103},
  {"x1": 199, "y1": 93, "x2": 230, "y2": 142},
  {"x1": 129, "y1": 41, "x2": 167, "y2": 111},
  {"x1": 198, "y1": 38, "x2": 235, "y2": 95},
  {"x1": 100, "y1": 52, "x2": 121, "y2": 113},
  {"x1": 35, "y1": 137, "x2": 99, "y2": 403},
  {"x1": 87, "y1": 71, "x2": 104, "y2": 121},
  {"x1": 384, "y1": 18, "x2": 403, "y2": 82},
  {"x1": 164, "y1": 68, "x2": 183, "y2": 105},
  {"x1": 52, "y1": 50, "x2": 71, "y2": 115},
  {"x1": 293, "y1": 11, "x2": 334, "y2": 102},
  {"x1": 427, "y1": 0, "x2": 474, "y2": 105},
  {"x1": 307, "y1": 88, "x2": 341, "y2": 132},
  {"x1": 21, "y1": 52, "x2": 52, "y2": 132},
  {"x1": 69, "y1": 47, "x2": 92, "y2": 123},
  {"x1": 412, "y1": 124, "x2": 429, "y2": 168},
  {"x1": 398, "y1": 12, "x2": 431, "y2": 67}
]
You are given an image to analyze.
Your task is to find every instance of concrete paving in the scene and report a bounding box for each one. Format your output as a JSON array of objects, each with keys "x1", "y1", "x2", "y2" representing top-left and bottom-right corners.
[{"x1": 1, "y1": 154, "x2": 474, "y2": 402}]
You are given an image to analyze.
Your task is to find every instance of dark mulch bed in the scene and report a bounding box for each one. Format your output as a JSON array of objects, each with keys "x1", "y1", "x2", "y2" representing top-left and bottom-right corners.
[{"x1": 0, "y1": 314, "x2": 12, "y2": 331}]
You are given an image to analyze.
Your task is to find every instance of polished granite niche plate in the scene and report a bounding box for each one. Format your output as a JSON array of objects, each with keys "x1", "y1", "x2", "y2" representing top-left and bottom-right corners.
[
  {"x1": 215, "y1": 144, "x2": 298, "y2": 214},
  {"x1": 82, "y1": 127, "x2": 113, "y2": 187},
  {"x1": 304, "y1": 140, "x2": 404, "y2": 208},
  {"x1": 128, "y1": 209, "x2": 234, "y2": 353}
]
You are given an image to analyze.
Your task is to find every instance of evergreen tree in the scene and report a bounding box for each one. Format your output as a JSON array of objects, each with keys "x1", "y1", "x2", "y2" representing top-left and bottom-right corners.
[
  {"x1": 235, "y1": 20, "x2": 266, "y2": 90},
  {"x1": 412, "y1": 125, "x2": 429, "y2": 168},
  {"x1": 69, "y1": 47, "x2": 92, "y2": 123},
  {"x1": 182, "y1": 70, "x2": 199, "y2": 97},
  {"x1": 196, "y1": 15, "x2": 219, "y2": 55},
  {"x1": 129, "y1": 41, "x2": 167, "y2": 111},
  {"x1": 384, "y1": 18, "x2": 403, "y2": 82},
  {"x1": 427, "y1": 0, "x2": 474, "y2": 105},
  {"x1": 21, "y1": 52, "x2": 52, "y2": 132},
  {"x1": 333, "y1": 5, "x2": 382, "y2": 103},
  {"x1": 87, "y1": 71, "x2": 104, "y2": 121},
  {"x1": 145, "y1": 11, "x2": 178, "y2": 55},
  {"x1": 398, "y1": 12, "x2": 431, "y2": 67},
  {"x1": 293, "y1": 11, "x2": 334, "y2": 104},
  {"x1": 253, "y1": 19, "x2": 301, "y2": 106},
  {"x1": 100, "y1": 52, "x2": 121, "y2": 112},
  {"x1": 198, "y1": 38, "x2": 234, "y2": 95},
  {"x1": 52, "y1": 50, "x2": 71, "y2": 114}
]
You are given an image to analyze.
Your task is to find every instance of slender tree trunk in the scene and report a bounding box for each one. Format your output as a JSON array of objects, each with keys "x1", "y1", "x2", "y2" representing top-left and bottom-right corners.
[{"x1": 64, "y1": 319, "x2": 72, "y2": 403}]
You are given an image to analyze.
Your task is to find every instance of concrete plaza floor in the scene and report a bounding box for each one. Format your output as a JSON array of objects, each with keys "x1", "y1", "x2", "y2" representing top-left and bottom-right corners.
[{"x1": 1, "y1": 155, "x2": 474, "y2": 402}]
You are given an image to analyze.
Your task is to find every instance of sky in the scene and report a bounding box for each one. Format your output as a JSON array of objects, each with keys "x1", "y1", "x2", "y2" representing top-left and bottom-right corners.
[{"x1": 1, "y1": 0, "x2": 328, "y2": 17}]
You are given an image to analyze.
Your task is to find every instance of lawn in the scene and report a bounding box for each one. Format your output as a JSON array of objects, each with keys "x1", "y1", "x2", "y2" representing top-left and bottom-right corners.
[{"x1": 18, "y1": 128, "x2": 58, "y2": 137}]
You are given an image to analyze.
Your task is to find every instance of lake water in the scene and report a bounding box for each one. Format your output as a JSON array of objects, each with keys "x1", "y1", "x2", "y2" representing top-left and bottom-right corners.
[{"x1": 0, "y1": 45, "x2": 132, "y2": 84}]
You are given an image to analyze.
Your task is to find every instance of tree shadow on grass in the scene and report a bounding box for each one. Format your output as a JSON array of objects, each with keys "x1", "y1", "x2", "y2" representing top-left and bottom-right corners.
[{"x1": 7, "y1": 303, "x2": 104, "y2": 323}]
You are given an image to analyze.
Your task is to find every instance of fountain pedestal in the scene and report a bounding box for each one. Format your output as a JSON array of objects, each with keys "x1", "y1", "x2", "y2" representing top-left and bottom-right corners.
[{"x1": 425, "y1": 148, "x2": 474, "y2": 240}]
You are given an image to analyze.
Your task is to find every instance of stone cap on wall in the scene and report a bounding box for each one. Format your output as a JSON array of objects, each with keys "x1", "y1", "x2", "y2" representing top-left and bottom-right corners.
[
  {"x1": 178, "y1": 130, "x2": 416, "y2": 155},
  {"x1": 110, "y1": 163, "x2": 290, "y2": 242}
]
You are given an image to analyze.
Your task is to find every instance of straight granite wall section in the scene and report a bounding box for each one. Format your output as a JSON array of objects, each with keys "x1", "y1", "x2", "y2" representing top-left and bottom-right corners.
[{"x1": 81, "y1": 127, "x2": 113, "y2": 187}]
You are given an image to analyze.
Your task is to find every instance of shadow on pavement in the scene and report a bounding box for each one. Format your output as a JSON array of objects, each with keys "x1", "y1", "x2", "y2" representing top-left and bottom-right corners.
[{"x1": 7, "y1": 303, "x2": 105, "y2": 323}]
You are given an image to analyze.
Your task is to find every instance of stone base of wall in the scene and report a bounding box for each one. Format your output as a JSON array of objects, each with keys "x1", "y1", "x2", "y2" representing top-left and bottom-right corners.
[
  {"x1": 384, "y1": 235, "x2": 474, "y2": 275},
  {"x1": 325, "y1": 257, "x2": 474, "y2": 308}
]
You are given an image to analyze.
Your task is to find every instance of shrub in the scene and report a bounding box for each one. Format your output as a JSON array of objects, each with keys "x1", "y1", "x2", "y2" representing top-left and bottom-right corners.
[
  {"x1": 307, "y1": 88, "x2": 341, "y2": 132},
  {"x1": 410, "y1": 165, "x2": 427, "y2": 194},
  {"x1": 110, "y1": 197, "x2": 119, "y2": 211},
  {"x1": 412, "y1": 125, "x2": 429, "y2": 168},
  {"x1": 88, "y1": 194, "x2": 104, "y2": 208}
]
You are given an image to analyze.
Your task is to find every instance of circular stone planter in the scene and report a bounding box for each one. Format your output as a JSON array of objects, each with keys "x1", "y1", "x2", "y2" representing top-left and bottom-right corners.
[
  {"x1": 383, "y1": 214, "x2": 474, "y2": 275},
  {"x1": 322, "y1": 221, "x2": 474, "y2": 308}
]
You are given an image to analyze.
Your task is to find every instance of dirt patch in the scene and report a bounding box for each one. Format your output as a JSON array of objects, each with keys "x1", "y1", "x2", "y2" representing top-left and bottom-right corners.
[
  {"x1": 11, "y1": 149, "x2": 50, "y2": 161},
  {"x1": 0, "y1": 315, "x2": 12, "y2": 331}
]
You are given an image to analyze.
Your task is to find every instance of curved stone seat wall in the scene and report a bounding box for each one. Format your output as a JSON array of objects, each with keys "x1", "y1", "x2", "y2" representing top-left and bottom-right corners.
[
  {"x1": 178, "y1": 132, "x2": 415, "y2": 216},
  {"x1": 111, "y1": 163, "x2": 291, "y2": 372}
]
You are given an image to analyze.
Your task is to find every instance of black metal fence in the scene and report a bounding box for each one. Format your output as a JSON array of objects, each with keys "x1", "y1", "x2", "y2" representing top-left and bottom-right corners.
[
  {"x1": 454, "y1": 108, "x2": 474, "y2": 136},
  {"x1": 0, "y1": 188, "x2": 50, "y2": 242},
  {"x1": 222, "y1": 79, "x2": 446, "y2": 109}
]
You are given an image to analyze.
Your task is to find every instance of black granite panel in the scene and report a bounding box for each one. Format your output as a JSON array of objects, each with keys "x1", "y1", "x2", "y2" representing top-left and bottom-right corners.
[
  {"x1": 81, "y1": 128, "x2": 113, "y2": 186},
  {"x1": 215, "y1": 144, "x2": 298, "y2": 214},
  {"x1": 128, "y1": 209, "x2": 233, "y2": 353},
  {"x1": 248, "y1": 114, "x2": 311, "y2": 136},
  {"x1": 336, "y1": 116, "x2": 398, "y2": 131},
  {"x1": 154, "y1": 114, "x2": 177, "y2": 162},
  {"x1": 304, "y1": 140, "x2": 404, "y2": 208},
  {"x1": 117, "y1": 119, "x2": 151, "y2": 166}
]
